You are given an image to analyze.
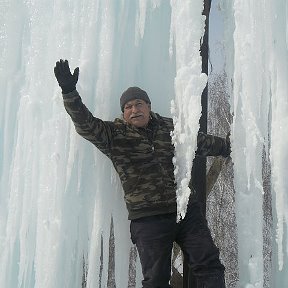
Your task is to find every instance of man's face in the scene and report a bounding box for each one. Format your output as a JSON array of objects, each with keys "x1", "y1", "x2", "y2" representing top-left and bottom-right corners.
[{"x1": 123, "y1": 99, "x2": 151, "y2": 128}]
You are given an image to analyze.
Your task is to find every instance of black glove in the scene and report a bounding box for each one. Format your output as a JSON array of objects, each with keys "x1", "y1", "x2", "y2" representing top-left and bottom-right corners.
[{"x1": 54, "y1": 59, "x2": 79, "y2": 94}]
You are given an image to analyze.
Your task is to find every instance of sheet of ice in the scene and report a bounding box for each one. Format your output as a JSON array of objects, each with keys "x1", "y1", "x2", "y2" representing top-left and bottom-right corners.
[
  {"x1": 0, "y1": 1, "x2": 175, "y2": 287},
  {"x1": 170, "y1": 0, "x2": 207, "y2": 221},
  {"x1": 231, "y1": 1, "x2": 270, "y2": 286},
  {"x1": 269, "y1": 1, "x2": 288, "y2": 283},
  {"x1": 221, "y1": 0, "x2": 288, "y2": 286}
]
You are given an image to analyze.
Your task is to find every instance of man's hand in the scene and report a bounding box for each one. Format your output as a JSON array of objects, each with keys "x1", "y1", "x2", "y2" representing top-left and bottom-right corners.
[{"x1": 54, "y1": 59, "x2": 79, "y2": 94}]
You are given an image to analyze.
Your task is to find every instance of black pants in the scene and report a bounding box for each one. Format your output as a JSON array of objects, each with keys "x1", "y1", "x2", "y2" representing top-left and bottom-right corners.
[{"x1": 130, "y1": 202, "x2": 225, "y2": 288}]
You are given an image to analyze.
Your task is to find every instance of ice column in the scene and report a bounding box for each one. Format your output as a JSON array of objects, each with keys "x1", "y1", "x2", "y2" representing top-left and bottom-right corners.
[
  {"x1": 170, "y1": 0, "x2": 207, "y2": 221},
  {"x1": 231, "y1": 1, "x2": 273, "y2": 286},
  {"x1": 230, "y1": 0, "x2": 288, "y2": 286},
  {"x1": 269, "y1": 0, "x2": 288, "y2": 279}
]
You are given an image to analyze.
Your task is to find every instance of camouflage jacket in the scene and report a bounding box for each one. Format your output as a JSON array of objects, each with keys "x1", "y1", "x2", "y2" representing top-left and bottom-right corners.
[{"x1": 63, "y1": 90, "x2": 230, "y2": 220}]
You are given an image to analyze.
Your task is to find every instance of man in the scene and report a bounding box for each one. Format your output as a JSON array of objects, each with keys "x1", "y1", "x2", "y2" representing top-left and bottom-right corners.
[{"x1": 54, "y1": 59, "x2": 229, "y2": 288}]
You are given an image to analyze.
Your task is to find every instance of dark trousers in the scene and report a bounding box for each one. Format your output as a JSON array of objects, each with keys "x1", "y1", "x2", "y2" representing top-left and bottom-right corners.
[{"x1": 130, "y1": 202, "x2": 225, "y2": 288}]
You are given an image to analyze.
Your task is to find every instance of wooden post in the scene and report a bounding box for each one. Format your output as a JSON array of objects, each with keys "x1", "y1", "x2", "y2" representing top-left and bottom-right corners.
[{"x1": 183, "y1": 1, "x2": 211, "y2": 287}]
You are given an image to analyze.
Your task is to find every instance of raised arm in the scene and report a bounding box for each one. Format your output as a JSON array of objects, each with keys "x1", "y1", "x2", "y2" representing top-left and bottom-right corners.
[{"x1": 54, "y1": 59, "x2": 114, "y2": 156}]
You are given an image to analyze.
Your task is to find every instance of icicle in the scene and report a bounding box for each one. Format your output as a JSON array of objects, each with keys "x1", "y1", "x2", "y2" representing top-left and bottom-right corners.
[
  {"x1": 170, "y1": 0, "x2": 207, "y2": 221},
  {"x1": 269, "y1": 0, "x2": 288, "y2": 273},
  {"x1": 231, "y1": 0, "x2": 269, "y2": 286}
]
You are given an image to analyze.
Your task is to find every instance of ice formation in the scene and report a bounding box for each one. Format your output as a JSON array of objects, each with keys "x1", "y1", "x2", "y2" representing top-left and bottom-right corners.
[{"x1": 0, "y1": 0, "x2": 288, "y2": 287}]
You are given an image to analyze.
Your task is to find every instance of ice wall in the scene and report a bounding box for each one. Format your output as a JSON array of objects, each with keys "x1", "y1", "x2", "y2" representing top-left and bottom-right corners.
[
  {"x1": 221, "y1": 0, "x2": 288, "y2": 286},
  {"x1": 0, "y1": 1, "x2": 175, "y2": 287}
]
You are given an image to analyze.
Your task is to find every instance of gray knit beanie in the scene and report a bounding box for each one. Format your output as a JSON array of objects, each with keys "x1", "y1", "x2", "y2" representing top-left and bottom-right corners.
[{"x1": 120, "y1": 87, "x2": 151, "y2": 112}]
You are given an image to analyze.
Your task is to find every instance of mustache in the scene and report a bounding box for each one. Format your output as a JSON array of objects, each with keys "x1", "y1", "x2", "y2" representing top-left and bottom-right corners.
[{"x1": 130, "y1": 113, "x2": 143, "y2": 119}]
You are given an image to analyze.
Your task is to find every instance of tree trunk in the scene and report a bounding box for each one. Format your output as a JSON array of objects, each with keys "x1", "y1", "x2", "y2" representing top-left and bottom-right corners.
[{"x1": 183, "y1": 1, "x2": 211, "y2": 287}]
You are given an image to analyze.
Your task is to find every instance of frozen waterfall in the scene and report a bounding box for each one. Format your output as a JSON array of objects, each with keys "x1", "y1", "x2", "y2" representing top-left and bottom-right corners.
[
  {"x1": 0, "y1": 0, "x2": 288, "y2": 287},
  {"x1": 220, "y1": 0, "x2": 288, "y2": 286}
]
